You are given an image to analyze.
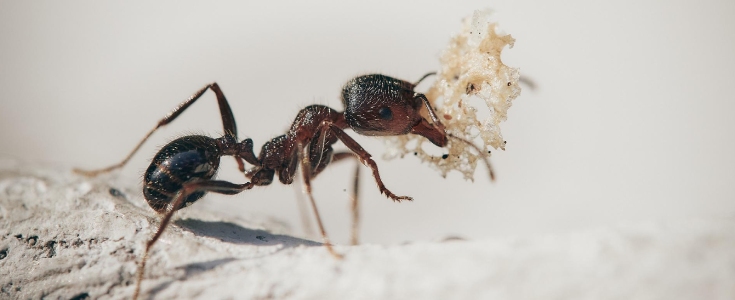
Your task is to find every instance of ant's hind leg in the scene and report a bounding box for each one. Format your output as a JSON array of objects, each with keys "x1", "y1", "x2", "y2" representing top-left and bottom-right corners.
[
  {"x1": 133, "y1": 179, "x2": 253, "y2": 300},
  {"x1": 75, "y1": 83, "x2": 239, "y2": 177},
  {"x1": 332, "y1": 152, "x2": 361, "y2": 245}
]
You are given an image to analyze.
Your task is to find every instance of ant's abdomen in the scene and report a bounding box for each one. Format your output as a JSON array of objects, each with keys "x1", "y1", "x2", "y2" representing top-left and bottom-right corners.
[{"x1": 143, "y1": 135, "x2": 221, "y2": 213}]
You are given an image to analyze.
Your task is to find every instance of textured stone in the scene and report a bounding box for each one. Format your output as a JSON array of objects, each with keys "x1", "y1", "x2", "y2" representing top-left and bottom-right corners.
[{"x1": 1, "y1": 159, "x2": 734, "y2": 299}]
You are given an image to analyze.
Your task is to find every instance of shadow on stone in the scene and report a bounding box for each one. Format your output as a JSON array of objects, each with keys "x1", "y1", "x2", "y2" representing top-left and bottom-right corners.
[
  {"x1": 175, "y1": 218, "x2": 321, "y2": 248},
  {"x1": 179, "y1": 257, "x2": 238, "y2": 277},
  {"x1": 144, "y1": 219, "x2": 322, "y2": 299},
  {"x1": 145, "y1": 258, "x2": 239, "y2": 299},
  {"x1": 146, "y1": 279, "x2": 174, "y2": 300}
]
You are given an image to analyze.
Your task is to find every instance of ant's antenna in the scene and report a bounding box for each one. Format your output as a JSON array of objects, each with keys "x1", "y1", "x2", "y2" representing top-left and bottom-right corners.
[{"x1": 414, "y1": 72, "x2": 437, "y2": 86}]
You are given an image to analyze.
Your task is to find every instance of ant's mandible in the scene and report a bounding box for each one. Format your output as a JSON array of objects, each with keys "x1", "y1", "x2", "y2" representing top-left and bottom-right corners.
[{"x1": 74, "y1": 73, "x2": 495, "y2": 300}]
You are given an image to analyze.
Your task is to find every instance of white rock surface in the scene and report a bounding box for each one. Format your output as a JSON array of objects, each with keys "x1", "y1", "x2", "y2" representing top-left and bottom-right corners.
[{"x1": 1, "y1": 159, "x2": 734, "y2": 300}]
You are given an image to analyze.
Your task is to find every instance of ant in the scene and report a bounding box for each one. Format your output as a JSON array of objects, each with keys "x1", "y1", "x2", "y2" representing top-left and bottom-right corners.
[{"x1": 74, "y1": 73, "x2": 495, "y2": 300}]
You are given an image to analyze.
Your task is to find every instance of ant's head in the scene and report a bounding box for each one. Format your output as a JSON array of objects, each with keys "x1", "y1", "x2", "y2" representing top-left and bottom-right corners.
[{"x1": 342, "y1": 74, "x2": 447, "y2": 147}]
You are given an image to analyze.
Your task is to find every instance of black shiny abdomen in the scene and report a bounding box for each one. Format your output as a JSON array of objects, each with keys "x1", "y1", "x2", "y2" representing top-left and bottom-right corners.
[{"x1": 143, "y1": 135, "x2": 221, "y2": 213}]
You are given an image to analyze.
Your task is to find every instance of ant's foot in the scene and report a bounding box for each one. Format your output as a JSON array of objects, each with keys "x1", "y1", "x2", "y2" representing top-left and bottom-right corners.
[
  {"x1": 322, "y1": 241, "x2": 344, "y2": 259},
  {"x1": 393, "y1": 195, "x2": 413, "y2": 202},
  {"x1": 384, "y1": 192, "x2": 413, "y2": 202},
  {"x1": 327, "y1": 247, "x2": 344, "y2": 260}
]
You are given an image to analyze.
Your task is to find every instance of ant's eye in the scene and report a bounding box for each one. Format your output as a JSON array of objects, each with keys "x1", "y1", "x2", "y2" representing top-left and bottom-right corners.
[{"x1": 378, "y1": 107, "x2": 393, "y2": 120}]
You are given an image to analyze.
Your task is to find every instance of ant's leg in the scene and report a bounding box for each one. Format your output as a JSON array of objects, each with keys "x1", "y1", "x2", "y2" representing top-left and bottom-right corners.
[
  {"x1": 327, "y1": 124, "x2": 412, "y2": 202},
  {"x1": 296, "y1": 142, "x2": 343, "y2": 259},
  {"x1": 293, "y1": 149, "x2": 355, "y2": 240},
  {"x1": 332, "y1": 152, "x2": 361, "y2": 245},
  {"x1": 75, "y1": 83, "x2": 239, "y2": 176},
  {"x1": 133, "y1": 179, "x2": 253, "y2": 300},
  {"x1": 310, "y1": 122, "x2": 363, "y2": 243},
  {"x1": 291, "y1": 180, "x2": 316, "y2": 238},
  {"x1": 235, "y1": 157, "x2": 247, "y2": 173}
]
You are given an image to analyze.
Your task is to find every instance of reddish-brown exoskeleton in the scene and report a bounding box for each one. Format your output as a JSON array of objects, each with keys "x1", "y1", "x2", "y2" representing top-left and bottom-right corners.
[{"x1": 75, "y1": 73, "x2": 494, "y2": 300}]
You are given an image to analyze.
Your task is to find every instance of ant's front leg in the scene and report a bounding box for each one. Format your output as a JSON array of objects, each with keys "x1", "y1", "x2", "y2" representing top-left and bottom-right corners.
[
  {"x1": 75, "y1": 83, "x2": 246, "y2": 176},
  {"x1": 319, "y1": 122, "x2": 412, "y2": 202},
  {"x1": 133, "y1": 179, "x2": 254, "y2": 300}
]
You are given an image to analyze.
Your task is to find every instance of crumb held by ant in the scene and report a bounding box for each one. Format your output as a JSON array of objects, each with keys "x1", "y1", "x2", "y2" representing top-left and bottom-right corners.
[
  {"x1": 466, "y1": 83, "x2": 476, "y2": 94},
  {"x1": 384, "y1": 9, "x2": 520, "y2": 180}
]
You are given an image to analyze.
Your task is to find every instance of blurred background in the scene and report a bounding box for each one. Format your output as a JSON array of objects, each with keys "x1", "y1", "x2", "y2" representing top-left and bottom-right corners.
[{"x1": 1, "y1": 0, "x2": 733, "y2": 245}]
